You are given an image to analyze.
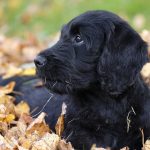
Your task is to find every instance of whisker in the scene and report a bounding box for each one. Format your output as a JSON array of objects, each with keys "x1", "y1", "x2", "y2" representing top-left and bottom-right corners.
[
  {"x1": 32, "y1": 94, "x2": 54, "y2": 118},
  {"x1": 52, "y1": 81, "x2": 57, "y2": 89},
  {"x1": 65, "y1": 131, "x2": 73, "y2": 141}
]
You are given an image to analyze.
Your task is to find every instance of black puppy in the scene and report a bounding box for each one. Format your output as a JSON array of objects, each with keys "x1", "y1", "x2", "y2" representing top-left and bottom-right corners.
[
  {"x1": 34, "y1": 10, "x2": 150, "y2": 149},
  {"x1": 1, "y1": 10, "x2": 150, "y2": 149}
]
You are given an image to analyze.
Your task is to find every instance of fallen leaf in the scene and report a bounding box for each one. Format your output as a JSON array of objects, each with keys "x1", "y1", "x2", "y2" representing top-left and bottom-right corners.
[
  {"x1": 26, "y1": 112, "x2": 50, "y2": 137},
  {"x1": 15, "y1": 101, "x2": 30, "y2": 117},
  {"x1": 55, "y1": 103, "x2": 67, "y2": 136},
  {"x1": 4, "y1": 113, "x2": 15, "y2": 123},
  {"x1": 0, "y1": 81, "x2": 16, "y2": 96},
  {"x1": 20, "y1": 67, "x2": 36, "y2": 76},
  {"x1": 20, "y1": 113, "x2": 33, "y2": 124},
  {"x1": 32, "y1": 133, "x2": 60, "y2": 150},
  {"x1": 0, "y1": 122, "x2": 8, "y2": 134},
  {"x1": 143, "y1": 140, "x2": 150, "y2": 150},
  {"x1": 91, "y1": 144, "x2": 111, "y2": 150},
  {"x1": 2, "y1": 66, "x2": 22, "y2": 79},
  {"x1": 58, "y1": 140, "x2": 74, "y2": 150},
  {"x1": 0, "y1": 134, "x2": 14, "y2": 149},
  {"x1": 120, "y1": 147, "x2": 129, "y2": 150}
]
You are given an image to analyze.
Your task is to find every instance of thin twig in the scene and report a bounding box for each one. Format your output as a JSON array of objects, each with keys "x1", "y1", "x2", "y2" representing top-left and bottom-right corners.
[
  {"x1": 30, "y1": 106, "x2": 39, "y2": 115},
  {"x1": 65, "y1": 131, "x2": 73, "y2": 141}
]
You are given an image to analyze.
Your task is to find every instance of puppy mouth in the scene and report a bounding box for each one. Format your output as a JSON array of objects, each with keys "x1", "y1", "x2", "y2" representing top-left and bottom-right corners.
[
  {"x1": 41, "y1": 77, "x2": 72, "y2": 93},
  {"x1": 36, "y1": 69, "x2": 72, "y2": 93}
]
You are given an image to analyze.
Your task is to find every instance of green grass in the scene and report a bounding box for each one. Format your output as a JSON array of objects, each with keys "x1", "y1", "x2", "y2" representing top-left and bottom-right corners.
[{"x1": 0, "y1": 0, "x2": 149, "y2": 39}]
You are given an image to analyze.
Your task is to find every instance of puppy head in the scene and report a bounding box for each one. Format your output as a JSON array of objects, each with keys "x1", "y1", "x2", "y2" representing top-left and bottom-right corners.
[{"x1": 34, "y1": 10, "x2": 148, "y2": 94}]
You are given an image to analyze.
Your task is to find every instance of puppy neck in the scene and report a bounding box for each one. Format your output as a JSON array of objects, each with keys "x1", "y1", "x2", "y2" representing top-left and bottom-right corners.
[{"x1": 70, "y1": 77, "x2": 143, "y2": 102}]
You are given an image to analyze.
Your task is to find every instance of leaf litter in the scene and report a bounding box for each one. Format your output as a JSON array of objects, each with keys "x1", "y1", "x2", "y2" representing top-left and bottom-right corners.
[{"x1": 0, "y1": 82, "x2": 74, "y2": 150}]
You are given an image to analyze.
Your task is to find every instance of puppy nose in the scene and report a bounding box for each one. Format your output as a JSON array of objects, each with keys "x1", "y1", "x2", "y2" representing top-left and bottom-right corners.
[{"x1": 34, "y1": 56, "x2": 47, "y2": 68}]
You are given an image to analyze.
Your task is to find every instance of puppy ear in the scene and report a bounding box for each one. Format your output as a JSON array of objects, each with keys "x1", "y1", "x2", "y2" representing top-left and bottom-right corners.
[{"x1": 97, "y1": 23, "x2": 149, "y2": 95}]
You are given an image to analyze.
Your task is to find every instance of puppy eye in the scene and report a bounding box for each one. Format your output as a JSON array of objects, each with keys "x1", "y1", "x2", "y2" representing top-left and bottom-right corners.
[{"x1": 74, "y1": 34, "x2": 83, "y2": 43}]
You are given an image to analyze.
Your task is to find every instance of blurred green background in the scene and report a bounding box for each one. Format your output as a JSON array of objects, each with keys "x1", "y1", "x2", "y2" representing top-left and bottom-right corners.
[{"x1": 0, "y1": 0, "x2": 149, "y2": 39}]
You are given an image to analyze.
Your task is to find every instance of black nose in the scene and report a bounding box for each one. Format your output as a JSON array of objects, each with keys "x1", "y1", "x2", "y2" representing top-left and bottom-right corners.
[{"x1": 34, "y1": 56, "x2": 47, "y2": 68}]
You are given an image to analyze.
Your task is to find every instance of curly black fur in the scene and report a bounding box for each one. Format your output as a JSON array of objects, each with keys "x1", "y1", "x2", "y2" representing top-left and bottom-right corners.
[{"x1": 34, "y1": 10, "x2": 150, "y2": 150}]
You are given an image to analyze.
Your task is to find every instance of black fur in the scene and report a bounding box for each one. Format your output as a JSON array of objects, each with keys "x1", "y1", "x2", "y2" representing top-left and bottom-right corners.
[
  {"x1": 35, "y1": 10, "x2": 150, "y2": 149},
  {"x1": 1, "y1": 10, "x2": 150, "y2": 149}
]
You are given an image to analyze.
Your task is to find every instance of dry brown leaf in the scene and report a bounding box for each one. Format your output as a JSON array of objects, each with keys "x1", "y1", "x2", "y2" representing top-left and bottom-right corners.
[
  {"x1": 25, "y1": 132, "x2": 40, "y2": 144},
  {"x1": 2, "y1": 66, "x2": 35, "y2": 79},
  {"x1": 26, "y1": 122, "x2": 50, "y2": 137},
  {"x1": 17, "y1": 119, "x2": 27, "y2": 136},
  {"x1": 55, "y1": 114, "x2": 65, "y2": 137},
  {"x1": 141, "y1": 30, "x2": 150, "y2": 45},
  {"x1": 141, "y1": 63, "x2": 150, "y2": 86},
  {"x1": 20, "y1": 113, "x2": 33, "y2": 124},
  {"x1": 27, "y1": 112, "x2": 46, "y2": 130},
  {"x1": 32, "y1": 133, "x2": 60, "y2": 150},
  {"x1": 15, "y1": 101, "x2": 30, "y2": 117},
  {"x1": 55, "y1": 103, "x2": 67, "y2": 137},
  {"x1": 19, "y1": 137, "x2": 32, "y2": 149},
  {"x1": 26, "y1": 112, "x2": 50, "y2": 137},
  {"x1": 58, "y1": 140, "x2": 74, "y2": 150},
  {"x1": 0, "y1": 104, "x2": 6, "y2": 113},
  {"x1": 120, "y1": 147, "x2": 129, "y2": 150},
  {"x1": 0, "y1": 79, "x2": 74, "y2": 150},
  {"x1": 4, "y1": 126, "x2": 19, "y2": 140},
  {"x1": 91, "y1": 144, "x2": 111, "y2": 150},
  {"x1": 0, "y1": 134, "x2": 14, "y2": 149},
  {"x1": 2, "y1": 66, "x2": 22, "y2": 79},
  {"x1": 0, "y1": 122, "x2": 8, "y2": 134},
  {"x1": 0, "y1": 81, "x2": 16, "y2": 96},
  {"x1": 34, "y1": 80, "x2": 44, "y2": 87},
  {"x1": 11, "y1": 137, "x2": 28, "y2": 150},
  {"x1": 143, "y1": 140, "x2": 150, "y2": 150}
]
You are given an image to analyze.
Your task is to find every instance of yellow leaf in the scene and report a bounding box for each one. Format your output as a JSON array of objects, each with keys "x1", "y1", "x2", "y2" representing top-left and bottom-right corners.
[
  {"x1": 26, "y1": 112, "x2": 50, "y2": 137},
  {"x1": 15, "y1": 101, "x2": 30, "y2": 117},
  {"x1": 0, "y1": 81, "x2": 16, "y2": 96},
  {"x1": 19, "y1": 137, "x2": 32, "y2": 149},
  {"x1": 2, "y1": 66, "x2": 22, "y2": 79},
  {"x1": 20, "y1": 68, "x2": 36, "y2": 76},
  {"x1": 0, "y1": 95, "x2": 14, "y2": 104},
  {"x1": 5, "y1": 114, "x2": 15, "y2": 123}
]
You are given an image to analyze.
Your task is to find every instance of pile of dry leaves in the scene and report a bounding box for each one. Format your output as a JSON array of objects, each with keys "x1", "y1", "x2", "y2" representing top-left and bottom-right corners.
[
  {"x1": 0, "y1": 81, "x2": 74, "y2": 150},
  {"x1": 0, "y1": 31, "x2": 150, "y2": 150}
]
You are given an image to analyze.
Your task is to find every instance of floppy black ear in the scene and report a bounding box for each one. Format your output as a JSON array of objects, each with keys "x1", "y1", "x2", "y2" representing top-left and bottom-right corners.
[{"x1": 98, "y1": 23, "x2": 149, "y2": 95}]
